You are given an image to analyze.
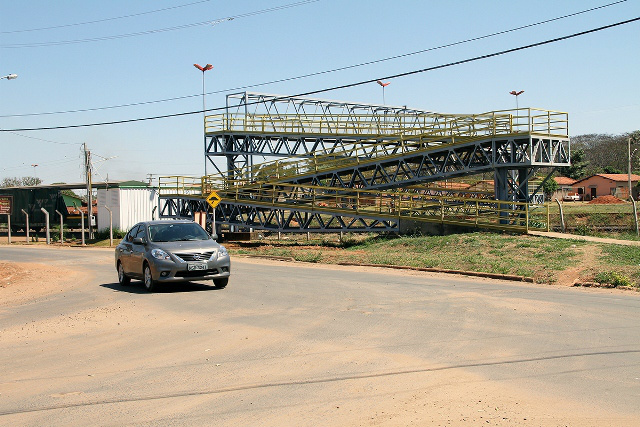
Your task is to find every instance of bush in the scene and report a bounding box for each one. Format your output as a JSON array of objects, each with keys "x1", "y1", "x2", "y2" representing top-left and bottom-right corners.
[
  {"x1": 94, "y1": 227, "x2": 127, "y2": 240},
  {"x1": 575, "y1": 224, "x2": 591, "y2": 235},
  {"x1": 594, "y1": 271, "x2": 634, "y2": 288}
]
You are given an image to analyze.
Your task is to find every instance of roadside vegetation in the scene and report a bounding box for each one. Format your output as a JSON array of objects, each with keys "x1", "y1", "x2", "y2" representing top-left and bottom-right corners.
[
  {"x1": 542, "y1": 202, "x2": 640, "y2": 240},
  {"x1": 3, "y1": 225, "x2": 638, "y2": 290},
  {"x1": 227, "y1": 231, "x2": 640, "y2": 289}
]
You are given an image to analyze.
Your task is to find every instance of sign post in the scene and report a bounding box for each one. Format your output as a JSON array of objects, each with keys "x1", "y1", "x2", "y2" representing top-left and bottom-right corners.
[
  {"x1": 206, "y1": 191, "x2": 221, "y2": 238},
  {"x1": 206, "y1": 191, "x2": 221, "y2": 209}
]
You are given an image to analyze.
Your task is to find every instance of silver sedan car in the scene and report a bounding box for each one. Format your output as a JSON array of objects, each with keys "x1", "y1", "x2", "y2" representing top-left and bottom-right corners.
[{"x1": 115, "y1": 220, "x2": 230, "y2": 292}]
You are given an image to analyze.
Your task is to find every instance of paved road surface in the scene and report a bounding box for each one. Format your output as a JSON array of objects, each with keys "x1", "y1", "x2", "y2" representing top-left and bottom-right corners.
[{"x1": 0, "y1": 246, "x2": 639, "y2": 426}]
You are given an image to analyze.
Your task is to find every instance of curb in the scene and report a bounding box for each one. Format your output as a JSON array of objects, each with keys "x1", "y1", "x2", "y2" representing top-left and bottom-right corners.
[
  {"x1": 234, "y1": 254, "x2": 534, "y2": 283},
  {"x1": 235, "y1": 254, "x2": 296, "y2": 262},
  {"x1": 336, "y1": 262, "x2": 535, "y2": 283}
]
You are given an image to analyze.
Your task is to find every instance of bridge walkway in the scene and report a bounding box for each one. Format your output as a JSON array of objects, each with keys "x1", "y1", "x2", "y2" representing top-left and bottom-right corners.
[{"x1": 159, "y1": 101, "x2": 568, "y2": 234}]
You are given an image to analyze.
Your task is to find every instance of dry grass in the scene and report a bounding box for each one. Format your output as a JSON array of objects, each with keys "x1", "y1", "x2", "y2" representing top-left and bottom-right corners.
[{"x1": 226, "y1": 232, "x2": 639, "y2": 286}]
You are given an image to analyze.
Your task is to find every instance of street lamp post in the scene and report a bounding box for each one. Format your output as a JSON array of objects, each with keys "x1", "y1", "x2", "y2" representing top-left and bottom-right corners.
[
  {"x1": 31, "y1": 164, "x2": 38, "y2": 183},
  {"x1": 509, "y1": 90, "x2": 524, "y2": 127},
  {"x1": 509, "y1": 90, "x2": 524, "y2": 110},
  {"x1": 194, "y1": 63, "x2": 213, "y2": 176},
  {"x1": 376, "y1": 80, "x2": 390, "y2": 105},
  {"x1": 1, "y1": 73, "x2": 18, "y2": 80}
]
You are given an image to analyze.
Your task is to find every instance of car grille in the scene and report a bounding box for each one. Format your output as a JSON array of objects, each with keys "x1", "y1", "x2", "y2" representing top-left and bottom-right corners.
[{"x1": 173, "y1": 251, "x2": 216, "y2": 262}]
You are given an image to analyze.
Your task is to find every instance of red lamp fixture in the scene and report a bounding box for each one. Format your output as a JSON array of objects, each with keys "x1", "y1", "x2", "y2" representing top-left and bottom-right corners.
[{"x1": 194, "y1": 64, "x2": 213, "y2": 72}]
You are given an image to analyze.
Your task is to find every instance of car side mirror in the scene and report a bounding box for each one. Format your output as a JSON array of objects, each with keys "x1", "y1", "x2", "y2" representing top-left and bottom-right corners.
[
  {"x1": 133, "y1": 237, "x2": 145, "y2": 245},
  {"x1": 211, "y1": 233, "x2": 218, "y2": 241}
]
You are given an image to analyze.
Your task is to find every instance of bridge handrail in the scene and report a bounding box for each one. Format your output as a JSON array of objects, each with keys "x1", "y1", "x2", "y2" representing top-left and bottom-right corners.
[
  {"x1": 205, "y1": 108, "x2": 568, "y2": 138},
  {"x1": 208, "y1": 112, "x2": 561, "y2": 186},
  {"x1": 158, "y1": 178, "x2": 547, "y2": 232},
  {"x1": 158, "y1": 175, "x2": 203, "y2": 196}
]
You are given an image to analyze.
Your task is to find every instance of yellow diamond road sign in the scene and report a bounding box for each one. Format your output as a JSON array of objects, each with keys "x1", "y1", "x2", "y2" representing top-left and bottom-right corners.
[{"x1": 206, "y1": 191, "x2": 221, "y2": 209}]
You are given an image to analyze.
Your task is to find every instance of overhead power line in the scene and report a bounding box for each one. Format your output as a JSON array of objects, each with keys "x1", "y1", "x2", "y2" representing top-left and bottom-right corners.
[
  {"x1": 0, "y1": 0, "x2": 627, "y2": 119},
  {"x1": 1, "y1": 16, "x2": 638, "y2": 133},
  {"x1": 0, "y1": 0, "x2": 214, "y2": 34},
  {"x1": 1, "y1": 131, "x2": 82, "y2": 145},
  {"x1": 0, "y1": 0, "x2": 320, "y2": 48}
]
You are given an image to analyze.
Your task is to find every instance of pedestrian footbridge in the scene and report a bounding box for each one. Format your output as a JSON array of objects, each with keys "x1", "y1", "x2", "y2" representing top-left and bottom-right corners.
[{"x1": 159, "y1": 92, "x2": 570, "y2": 234}]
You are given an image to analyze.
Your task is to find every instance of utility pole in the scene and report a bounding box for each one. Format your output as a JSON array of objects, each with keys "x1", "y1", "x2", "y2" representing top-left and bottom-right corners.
[
  {"x1": 84, "y1": 143, "x2": 94, "y2": 239},
  {"x1": 629, "y1": 136, "x2": 634, "y2": 200}
]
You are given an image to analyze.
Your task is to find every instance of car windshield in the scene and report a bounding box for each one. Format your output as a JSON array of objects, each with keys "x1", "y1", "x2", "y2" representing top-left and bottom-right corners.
[{"x1": 148, "y1": 223, "x2": 210, "y2": 242}]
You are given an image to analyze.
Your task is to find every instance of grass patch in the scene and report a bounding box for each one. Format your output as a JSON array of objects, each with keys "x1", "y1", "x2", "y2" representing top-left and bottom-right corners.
[
  {"x1": 596, "y1": 244, "x2": 640, "y2": 285},
  {"x1": 599, "y1": 244, "x2": 640, "y2": 265},
  {"x1": 231, "y1": 232, "x2": 582, "y2": 281},
  {"x1": 225, "y1": 232, "x2": 640, "y2": 286},
  {"x1": 293, "y1": 251, "x2": 323, "y2": 263}
]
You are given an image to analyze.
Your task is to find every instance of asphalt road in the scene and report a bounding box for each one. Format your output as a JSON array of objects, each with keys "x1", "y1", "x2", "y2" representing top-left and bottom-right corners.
[{"x1": 0, "y1": 245, "x2": 639, "y2": 426}]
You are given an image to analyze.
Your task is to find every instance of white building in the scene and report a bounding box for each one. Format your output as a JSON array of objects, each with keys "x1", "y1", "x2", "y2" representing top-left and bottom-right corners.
[{"x1": 97, "y1": 181, "x2": 159, "y2": 232}]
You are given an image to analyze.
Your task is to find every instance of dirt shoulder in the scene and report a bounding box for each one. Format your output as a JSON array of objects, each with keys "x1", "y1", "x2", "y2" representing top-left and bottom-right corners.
[{"x1": 0, "y1": 261, "x2": 84, "y2": 306}]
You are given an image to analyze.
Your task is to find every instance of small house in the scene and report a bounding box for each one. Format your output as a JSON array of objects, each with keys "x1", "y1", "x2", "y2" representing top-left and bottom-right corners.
[
  {"x1": 552, "y1": 176, "x2": 578, "y2": 200},
  {"x1": 572, "y1": 173, "x2": 640, "y2": 201}
]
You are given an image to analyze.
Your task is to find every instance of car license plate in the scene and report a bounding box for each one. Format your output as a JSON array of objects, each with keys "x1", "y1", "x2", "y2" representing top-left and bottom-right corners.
[{"x1": 187, "y1": 262, "x2": 208, "y2": 271}]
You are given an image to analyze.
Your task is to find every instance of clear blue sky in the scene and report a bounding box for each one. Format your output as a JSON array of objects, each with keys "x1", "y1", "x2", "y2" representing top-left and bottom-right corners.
[{"x1": 1, "y1": 0, "x2": 639, "y2": 185}]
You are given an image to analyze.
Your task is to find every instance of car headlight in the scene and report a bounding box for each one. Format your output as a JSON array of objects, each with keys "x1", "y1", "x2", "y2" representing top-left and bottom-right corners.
[
  {"x1": 217, "y1": 245, "x2": 228, "y2": 259},
  {"x1": 151, "y1": 248, "x2": 171, "y2": 260}
]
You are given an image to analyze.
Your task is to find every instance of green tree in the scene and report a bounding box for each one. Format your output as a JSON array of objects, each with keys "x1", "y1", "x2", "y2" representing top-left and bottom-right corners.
[
  {"x1": 542, "y1": 177, "x2": 558, "y2": 198},
  {"x1": 560, "y1": 148, "x2": 588, "y2": 180},
  {"x1": 0, "y1": 176, "x2": 42, "y2": 187},
  {"x1": 571, "y1": 131, "x2": 640, "y2": 176},
  {"x1": 602, "y1": 166, "x2": 623, "y2": 174}
]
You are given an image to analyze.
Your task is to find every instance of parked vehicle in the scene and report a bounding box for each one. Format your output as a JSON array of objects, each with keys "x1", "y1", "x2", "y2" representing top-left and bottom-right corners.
[
  {"x1": 115, "y1": 220, "x2": 230, "y2": 291},
  {"x1": 563, "y1": 193, "x2": 582, "y2": 202}
]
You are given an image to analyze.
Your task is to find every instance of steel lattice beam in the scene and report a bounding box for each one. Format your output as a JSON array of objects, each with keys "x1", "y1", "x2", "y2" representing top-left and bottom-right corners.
[
  {"x1": 267, "y1": 136, "x2": 569, "y2": 193},
  {"x1": 161, "y1": 93, "x2": 570, "y2": 233}
]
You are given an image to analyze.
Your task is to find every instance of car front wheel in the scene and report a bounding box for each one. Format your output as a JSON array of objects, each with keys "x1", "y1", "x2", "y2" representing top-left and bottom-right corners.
[
  {"x1": 143, "y1": 263, "x2": 156, "y2": 292},
  {"x1": 213, "y1": 278, "x2": 228, "y2": 289},
  {"x1": 118, "y1": 262, "x2": 131, "y2": 286}
]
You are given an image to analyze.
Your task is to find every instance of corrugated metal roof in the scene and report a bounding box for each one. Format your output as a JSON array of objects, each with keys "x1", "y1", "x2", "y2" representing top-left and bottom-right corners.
[{"x1": 1, "y1": 181, "x2": 155, "y2": 190}]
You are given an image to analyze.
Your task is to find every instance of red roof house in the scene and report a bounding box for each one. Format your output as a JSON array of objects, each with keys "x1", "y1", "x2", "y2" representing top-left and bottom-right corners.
[{"x1": 572, "y1": 173, "x2": 640, "y2": 200}]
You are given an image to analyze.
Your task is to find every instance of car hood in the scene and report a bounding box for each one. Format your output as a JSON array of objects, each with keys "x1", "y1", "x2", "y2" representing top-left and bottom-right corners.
[{"x1": 152, "y1": 240, "x2": 220, "y2": 253}]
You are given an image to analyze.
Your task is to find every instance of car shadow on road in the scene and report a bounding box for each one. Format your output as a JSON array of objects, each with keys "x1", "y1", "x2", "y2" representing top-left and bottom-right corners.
[{"x1": 101, "y1": 281, "x2": 222, "y2": 294}]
